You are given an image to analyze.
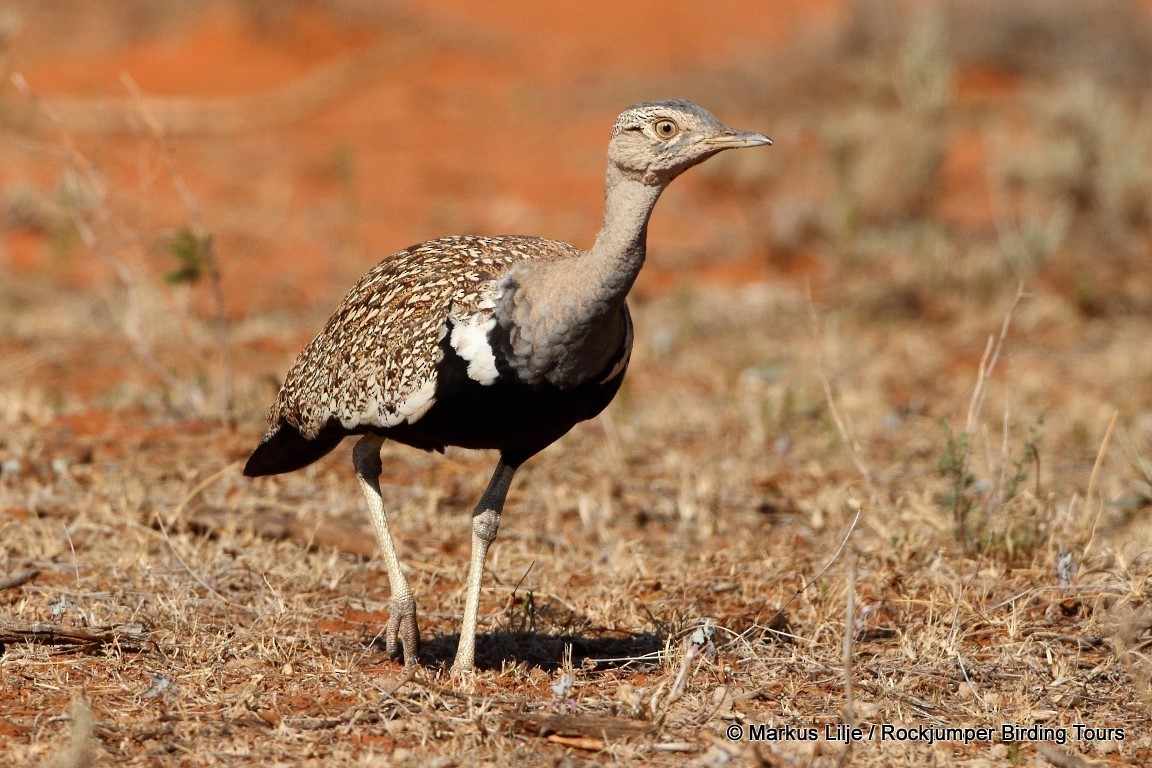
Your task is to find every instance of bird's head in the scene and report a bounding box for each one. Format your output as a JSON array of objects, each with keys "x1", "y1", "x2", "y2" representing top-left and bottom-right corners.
[{"x1": 607, "y1": 99, "x2": 771, "y2": 186}]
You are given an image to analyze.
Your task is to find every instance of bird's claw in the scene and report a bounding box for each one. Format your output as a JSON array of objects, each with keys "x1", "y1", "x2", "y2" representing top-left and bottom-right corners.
[{"x1": 384, "y1": 594, "x2": 420, "y2": 667}]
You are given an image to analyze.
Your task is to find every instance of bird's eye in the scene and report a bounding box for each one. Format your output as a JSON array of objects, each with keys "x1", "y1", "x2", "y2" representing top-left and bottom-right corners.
[{"x1": 653, "y1": 119, "x2": 679, "y2": 138}]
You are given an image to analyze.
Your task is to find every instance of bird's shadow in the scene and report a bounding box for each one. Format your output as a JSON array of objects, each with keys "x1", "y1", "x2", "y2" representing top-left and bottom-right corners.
[
  {"x1": 417, "y1": 628, "x2": 665, "y2": 672},
  {"x1": 368, "y1": 594, "x2": 665, "y2": 672}
]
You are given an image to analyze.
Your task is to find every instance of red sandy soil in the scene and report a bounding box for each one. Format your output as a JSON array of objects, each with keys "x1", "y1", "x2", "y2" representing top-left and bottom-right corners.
[
  {"x1": 3, "y1": 0, "x2": 853, "y2": 316},
  {"x1": 2, "y1": 0, "x2": 1046, "y2": 325}
]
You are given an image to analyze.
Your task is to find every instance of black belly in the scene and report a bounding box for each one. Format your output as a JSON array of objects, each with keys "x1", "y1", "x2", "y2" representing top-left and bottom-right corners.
[
  {"x1": 382, "y1": 367, "x2": 623, "y2": 461},
  {"x1": 243, "y1": 334, "x2": 628, "y2": 476},
  {"x1": 376, "y1": 335, "x2": 626, "y2": 462}
]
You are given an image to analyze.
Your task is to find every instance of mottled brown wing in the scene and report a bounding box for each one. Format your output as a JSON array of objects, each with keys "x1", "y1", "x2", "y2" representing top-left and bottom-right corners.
[{"x1": 265, "y1": 235, "x2": 579, "y2": 440}]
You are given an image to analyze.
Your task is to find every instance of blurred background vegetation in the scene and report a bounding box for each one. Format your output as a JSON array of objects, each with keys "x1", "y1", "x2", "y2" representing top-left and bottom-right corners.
[{"x1": 3, "y1": 3, "x2": 1152, "y2": 764}]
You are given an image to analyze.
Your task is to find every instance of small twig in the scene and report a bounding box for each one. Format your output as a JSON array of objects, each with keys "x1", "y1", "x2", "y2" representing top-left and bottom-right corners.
[
  {"x1": 647, "y1": 742, "x2": 695, "y2": 753},
  {"x1": 958, "y1": 283, "x2": 1025, "y2": 505},
  {"x1": 153, "y1": 514, "x2": 230, "y2": 604},
  {"x1": 1025, "y1": 631, "x2": 1105, "y2": 649},
  {"x1": 1082, "y1": 409, "x2": 1119, "y2": 560},
  {"x1": 954, "y1": 651, "x2": 983, "y2": 714},
  {"x1": 947, "y1": 283, "x2": 1026, "y2": 540},
  {"x1": 765, "y1": 498, "x2": 862, "y2": 631},
  {"x1": 381, "y1": 664, "x2": 419, "y2": 697},
  {"x1": 841, "y1": 552, "x2": 857, "y2": 729},
  {"x1": 661, "y1": 642, "x2": 701, "y2": 714},
  {"x1": 174, "y1": 461, "x2": 243, "y2": 519},
  {"x1": 285, "y1": 708, "x2": 391, "y2": 732},
  {"x1": 833, "y1": 555, "x2": 858, "y2": 767},
  {"x1": 508, "y1": 560, "x2": 536, "y2": 599},
  {"x1": 966, "y1": 285, "x2": 1024, "y2": 435},
  {"x1": 63, "y1": 523, "x2": 81, "y2": 590},
  {"x1": 0, "y1": 569, "x2": 40, "y2": 592}
]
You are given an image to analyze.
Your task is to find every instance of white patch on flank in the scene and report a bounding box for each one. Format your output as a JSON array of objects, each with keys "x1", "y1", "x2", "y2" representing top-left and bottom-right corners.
[{"x1": 450, "y1": 313, "x2": 500, "y2": 385}]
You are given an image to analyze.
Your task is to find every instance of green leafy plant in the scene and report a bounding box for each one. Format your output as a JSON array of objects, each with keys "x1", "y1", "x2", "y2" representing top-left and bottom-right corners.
[
  {"x1": 936, "y1": 414, "x2": 1046, "y2": 556},
  {"x1": 936, "y1": 420, "x2": 976, "y2": 548},
  {"x1": 166, "y1": 225, "x2": 214, "y2": 286}
]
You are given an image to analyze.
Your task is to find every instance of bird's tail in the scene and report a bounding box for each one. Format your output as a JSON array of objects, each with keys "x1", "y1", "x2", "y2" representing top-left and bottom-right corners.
[{"x1": 243, "y1": 421, "x2": 347, "y2": 476}]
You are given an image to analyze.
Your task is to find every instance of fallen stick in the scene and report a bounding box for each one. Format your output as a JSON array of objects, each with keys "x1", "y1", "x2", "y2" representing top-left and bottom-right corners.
[
  {"x1": 0, "y1": 621, "x2": 149, "y2": 649},
  {"x1": 504, "y1": 712, "x2": 653, "y2": 740}
]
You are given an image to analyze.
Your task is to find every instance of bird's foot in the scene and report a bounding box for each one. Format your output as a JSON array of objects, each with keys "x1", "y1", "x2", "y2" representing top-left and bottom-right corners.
[
  {"x1": 384, "y1": 594, "x2": 420, "y2": 667},
  {"x1": 449, "y1": 659, "x2": 475, "y2": 680},
  {"x1": 450, "y1": 637, "x2": 476, "y2": 677}
]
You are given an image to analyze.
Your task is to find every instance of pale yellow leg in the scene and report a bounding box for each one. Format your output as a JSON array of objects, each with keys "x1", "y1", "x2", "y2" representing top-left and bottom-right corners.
[
  {"x1": 354, "y1": 434, "x2": 419, "y2": 666},
  {"x1": 452, "y1": 457, "x2": 519, "y2": 674}
]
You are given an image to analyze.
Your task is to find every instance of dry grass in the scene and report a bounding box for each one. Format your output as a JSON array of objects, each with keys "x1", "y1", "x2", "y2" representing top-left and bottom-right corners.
[
  {"x1": 4, "y1": 279, "x2": 1151, "y2": 766},
  {"x1": 4, "y1": 1, "x2": 1152, "y2": 766}
]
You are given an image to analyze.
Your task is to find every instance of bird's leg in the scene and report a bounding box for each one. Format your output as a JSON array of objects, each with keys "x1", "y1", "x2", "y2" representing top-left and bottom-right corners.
[
  {"x1": 452, "y1": 454, "x2": 520, "y2": 674},
  {"x1": 353, "y1": 433, "x2": 419, "y2": 666}
]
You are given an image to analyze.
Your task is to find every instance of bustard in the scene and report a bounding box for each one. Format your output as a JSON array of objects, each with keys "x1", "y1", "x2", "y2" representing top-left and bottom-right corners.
[{"x1": 244, "y1": 100, "x2": 770, "y2": 673}]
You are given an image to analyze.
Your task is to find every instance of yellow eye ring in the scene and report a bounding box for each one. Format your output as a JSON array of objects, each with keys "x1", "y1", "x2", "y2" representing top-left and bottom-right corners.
[{"x1": 653, "y1": 119, "x2": 679, "y2": 138}]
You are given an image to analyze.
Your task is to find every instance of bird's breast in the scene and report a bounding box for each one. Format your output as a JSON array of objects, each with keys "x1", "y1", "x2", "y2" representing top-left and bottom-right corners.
[{"x1": 489, "y1": 301, "x2": 633, "y2": 390}]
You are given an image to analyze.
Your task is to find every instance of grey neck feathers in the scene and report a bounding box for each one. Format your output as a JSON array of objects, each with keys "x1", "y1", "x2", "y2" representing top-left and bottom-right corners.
[
  {"x1": 497, "y1": 164, "x2": 664, "y2": 387},
  {"x1": 586, "y1": 164, "x2": 664, "y2": 307}
]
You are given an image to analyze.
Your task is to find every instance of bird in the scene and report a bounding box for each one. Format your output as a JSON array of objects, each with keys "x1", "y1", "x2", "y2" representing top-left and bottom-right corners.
[{"x1": 243, "y1": 99, "x2": 771, "y2": 674}]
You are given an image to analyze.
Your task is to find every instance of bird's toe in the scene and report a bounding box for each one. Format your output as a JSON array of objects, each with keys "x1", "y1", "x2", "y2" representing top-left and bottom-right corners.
[{"x1": 385, "y1": 595, "x2": 421, "y2": 667}]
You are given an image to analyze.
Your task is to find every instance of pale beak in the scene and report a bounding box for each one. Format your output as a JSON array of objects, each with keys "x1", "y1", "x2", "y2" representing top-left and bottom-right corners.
[{"x1": 706, "y1": 129, "x2": 773, "y2": 149}]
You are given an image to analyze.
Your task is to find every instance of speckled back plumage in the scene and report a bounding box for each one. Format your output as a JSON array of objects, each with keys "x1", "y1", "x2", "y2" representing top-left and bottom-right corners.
[{"x1": 266, "y1": 235, "x2": 579, "y2": 441}]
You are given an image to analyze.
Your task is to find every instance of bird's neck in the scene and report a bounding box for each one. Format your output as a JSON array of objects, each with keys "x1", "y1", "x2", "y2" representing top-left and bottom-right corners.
[
  {"x1": 492, "y1": 165, "x2": 664, "y2": 388},
  {"x1": 585, "y1": 164, "x2": 664, "y2": 304}
]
